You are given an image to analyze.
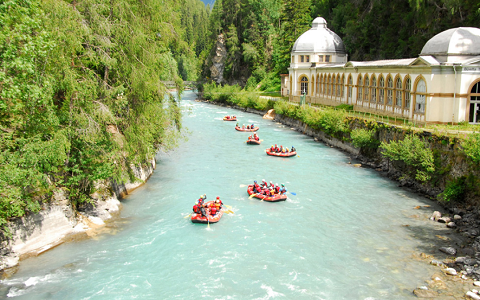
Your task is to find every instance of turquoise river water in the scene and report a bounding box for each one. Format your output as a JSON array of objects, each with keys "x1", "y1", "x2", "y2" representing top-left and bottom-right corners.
[{"x1": 1, "y1": 91, "x2": 457, "y2": 299}]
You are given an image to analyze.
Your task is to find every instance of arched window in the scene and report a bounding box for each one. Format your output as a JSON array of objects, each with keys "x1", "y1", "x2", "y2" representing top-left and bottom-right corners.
[
  {"x1": 311, "y1": 75, "x2": 315, "y2": 96},
  {"x1": 300, "y1": 76, "x2": 308, "y2": 95},
  {"x1": 323, "y1": 75, "x2": 327, "y2": 95},
  {"x1": 415, "y1": 79, "x2": 426, "y2": 113},
  {"x1": 395, "y1": 77, "x2": 402, "y2": 107},
  {"x1": 371, "y1": 76, "x2": 377, "y2": 103},
  {"x1": 327, "y1": 75, "x2": 331, "y2": 95},
  {"x1": 328, "y1": 75, "x2": 335, "y2": 96},
  {"x1": 357, "y1": 75, "x2": 363, "y2": 102},
  {"x1": 341, "y1": 75, "x2": 345, "y2": 98},
  {"x1": 387, "y1": 77, "x2": 393, "y2": 105},
  {"x1": 469, "y1": 81, "x2": 480, "y2": 123},
  {"x1": 347, "y1": 76, "x2": 353, "y2": 104},
  {"x1": 404, "y1": 77, "x2": 411, "y2": 110},
  {"x1": 378, "y1": 76, "x2": 385, "y2": 104},
  {"x1": 316, "y1": 75, "x2": 320, "y2": 95},
  {"x1": 336, "y1": 75, "x2": 341, "y2": 97},
  {"x1": 364, "y1": 76, "x2": 370, "y2": 102}
]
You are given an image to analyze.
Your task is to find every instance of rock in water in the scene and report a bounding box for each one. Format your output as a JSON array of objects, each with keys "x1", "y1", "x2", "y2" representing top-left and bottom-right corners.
[
  {"x1": 431, "y1": 211, "x2": 441, "y2": 221},
  {"x1": 439, "y1": 247, "x2": 457, "y2": 256}
]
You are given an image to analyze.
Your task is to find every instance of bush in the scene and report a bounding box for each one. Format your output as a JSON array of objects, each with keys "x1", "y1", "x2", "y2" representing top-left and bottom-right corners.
[
  {"x1": 380, "y1": 134, "x2": 435, "y2": 182},
  {"x1": 351, "y1": 128, "x2": 379, "y2": 149},
  {"x1": 461, "y1": 133, "x2": 480, "y2": 164},
  {"x1": 438, "y1": 177, "x2": 466, "y2": 203}
]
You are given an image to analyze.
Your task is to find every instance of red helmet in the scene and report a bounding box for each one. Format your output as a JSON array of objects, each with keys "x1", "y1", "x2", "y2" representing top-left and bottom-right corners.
[{"x1": 216, "y1": 196, "x2": 220, "y2": 199}]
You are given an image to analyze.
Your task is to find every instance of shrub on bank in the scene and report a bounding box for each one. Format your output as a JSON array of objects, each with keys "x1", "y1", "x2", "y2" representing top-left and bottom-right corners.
[
  {"x1": 203, "y1": 82, "x2": 274, "y2": 111},
  {"x1": 380, "y1": 134, "x2": 435, "y2": 182}
]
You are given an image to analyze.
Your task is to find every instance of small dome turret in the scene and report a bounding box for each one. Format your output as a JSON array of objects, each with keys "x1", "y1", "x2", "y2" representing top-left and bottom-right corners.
[
  {"x1": 420, "y1": 27, "x2": 480, "y2": 62},
  {"x1": 292, "y1": 17, "x2": 345, "y2": 54}
]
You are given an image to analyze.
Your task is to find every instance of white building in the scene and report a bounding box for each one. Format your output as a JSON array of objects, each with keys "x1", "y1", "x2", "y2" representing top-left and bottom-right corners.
[{"x1": 283, "y1": 17, "x2": 480, "y2": 124}]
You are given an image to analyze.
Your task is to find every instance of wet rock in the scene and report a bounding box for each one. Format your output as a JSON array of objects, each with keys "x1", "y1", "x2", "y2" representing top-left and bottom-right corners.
[
  {"x1": 440, "y1": 247, "x2": 457, "y2": 256},
  {"x1": 456, "y1": 257, "x2": 467, "y2": 264},
  {"x1": 413, "y1": 288, "x2": 439, "y2": 298},
  {"x1": 431, "y1": 211, "x2": 442, "y2": 221},
  {"x1": 447, "y1": 222, "x2": 457, "y2": 228},
  {"x1": 474, "y1": 281, "x2": 480, "y2": 286},
  {"x1": 465, "y1": 258, "x2": 478, "y2": 265},
  {"x1": 443, "y1": 267, "x2": 458, "y2": 275},
  {"x1": 431, "y1": 259, "x2": 445, "y2": 267},
  {"x1": 438, "y1": 217, "x2": 452, "y2": 223},
  {"x1": 467, "y1": 291, "x2": 480, "y2": 299},
  {"x1": 454, "y1": 214, "x2": 462, "y2": 220}
]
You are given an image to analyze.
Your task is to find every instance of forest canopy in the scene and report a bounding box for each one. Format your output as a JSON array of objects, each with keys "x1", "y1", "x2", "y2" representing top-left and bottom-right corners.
[{"x1": 202, "y1": 0, "x2": 480, "y2": 89}]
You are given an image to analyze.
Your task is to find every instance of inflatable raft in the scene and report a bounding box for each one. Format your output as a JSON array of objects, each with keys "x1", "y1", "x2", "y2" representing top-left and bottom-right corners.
[
  {"x1": 247, "y1": 185, "x2": 287, "y2": 202},
  {"x1": 265, "y1": 149, "x2": 297, "y2": 157},
  {"x1": 191, "y1": 201, "x2": 224, "y2": 224},
  {"x1": 246, "y1": 138, "x2": 261, "y2": 145},
  {"x1": 235, "y1": 126, "x2": 259, "y2": 132},
  {"x1": 223, "y1": 116, "x2": 237, "y2": 121}
]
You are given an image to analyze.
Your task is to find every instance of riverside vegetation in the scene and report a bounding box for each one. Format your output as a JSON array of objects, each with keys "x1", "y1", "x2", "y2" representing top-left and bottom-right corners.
[
  {"x1": 0, "y1": 0, "x2": 212, "y2": 237},
  {"x1": 201, "y1": 83, "x2": 480, "y2": 207}
]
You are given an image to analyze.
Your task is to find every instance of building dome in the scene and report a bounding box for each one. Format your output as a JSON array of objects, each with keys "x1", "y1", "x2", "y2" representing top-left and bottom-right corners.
[
  {"x1": 420, "y1": 27, "x2": 480, "y2": 57},
  {"x1": 291, "y1": 17, "x2": 346, "y2": 54}
]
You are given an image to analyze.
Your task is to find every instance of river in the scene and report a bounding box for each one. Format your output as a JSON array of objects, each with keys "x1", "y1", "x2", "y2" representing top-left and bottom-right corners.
[{"x1": 1, "y1": 91, "x2": 457, "y2": 299}]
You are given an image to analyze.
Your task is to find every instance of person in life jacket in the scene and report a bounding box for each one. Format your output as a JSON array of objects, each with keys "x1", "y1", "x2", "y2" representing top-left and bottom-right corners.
[
  {"x1": 285, "y1": 147, "x2": 289, "y2": 153},
  {"x1": 236, "y1": 122, "x2": 239, "y2": 127},
  {"x1": 269, "y1": 181, "x2": 274, "y2": 188},
  {"x1": 210, "y1": 205, "x2": 217, "y2": 216},
  {"x1": 193, "y1": 203, "x2": 200, "y2": 213},
  {"x1": 279, "y1": 145, "x2": 283, "y2": 153},
  {"x1": 225, "y1": 115, "x2": 230, "y2": 119},
  {"x1": 253, "y1": 133, "x2": 259, "y2": 141},
  {"x1": 275, "y1": 183, "x2": 280, "y2": 194},
  {"x1": 248, "y1": 135, "x2": 252, "y2": 140},
  {"x1": 215, "y1": 199, "x2": 221, "y2": 211},
  {"x1": 270, "y1": 145, "x2": 274, "y2": 152},
  {"x1": 280, "y1": 184, "x2": 287, "y2": 194},
  {"x1": 265, "y1": 188, "x2": 271, "y2": 196},
  {"x1": 199, "y1": 204, "x2": 207, "y2": 218},
  {"x1": 261, "y1": 179, "x2": 268, "y2": 188},
  {"x1": 274, "y1": 144, "x2": 278, "y2": 152},
  {"x1": 198, "y1": 195, "x2": 205, "y2": 206},
  {"x1": 242, "y1": 124, "x2": 245, "y2": 129},
  {"x1": 215, "y1": 196, "x2": 223, "y2": 209},
  {"x1": 233, "y1": 115, "x2": 236, "y2": 119},
  {"x1": 251, "y1": 123, "x2": 254, "y2": 129},
  {"x1": 291, "y1": 146, "x2": 296, "y2": 152}
]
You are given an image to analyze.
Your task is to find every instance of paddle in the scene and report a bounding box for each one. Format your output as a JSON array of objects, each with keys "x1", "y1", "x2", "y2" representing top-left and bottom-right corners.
[
  {"x1": 184, "y1": 213, "x2": 192, "y2": 219},
  {"x1": 224, "y1": 204, "x2": 233, "y2": 209},
  {"x1": 249, "y1": 193, "x2": 257, "y2": 199},
  {"x1": 289, "y1": 192, "x2": 296, "y2": 195}
]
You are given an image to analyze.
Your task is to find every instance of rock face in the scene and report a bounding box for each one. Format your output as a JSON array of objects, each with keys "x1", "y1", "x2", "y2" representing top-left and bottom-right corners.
[
  {"x1": 0, "y1": 158, "x2": 156, "y2": 273},
  {"x1": 210, "y1": 34, "x2": 227, "y2": 84}
]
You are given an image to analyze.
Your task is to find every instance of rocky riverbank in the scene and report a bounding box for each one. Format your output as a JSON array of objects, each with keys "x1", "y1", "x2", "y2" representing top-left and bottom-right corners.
[{"x1": 0, "y1": 158, "x2": 156, "y2": 277}]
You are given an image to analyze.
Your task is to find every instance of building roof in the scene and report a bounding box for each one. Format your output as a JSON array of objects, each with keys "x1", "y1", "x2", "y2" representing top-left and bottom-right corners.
[
  {"x1": 345, "y1": 58, "x2": 417, "y2": 67},
  {"x1": 292, "y1": 17, "x2": 346, "y2": 54},
  {"x1": 420, "y1": 27, "x2": 480, "y2": 56}
]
